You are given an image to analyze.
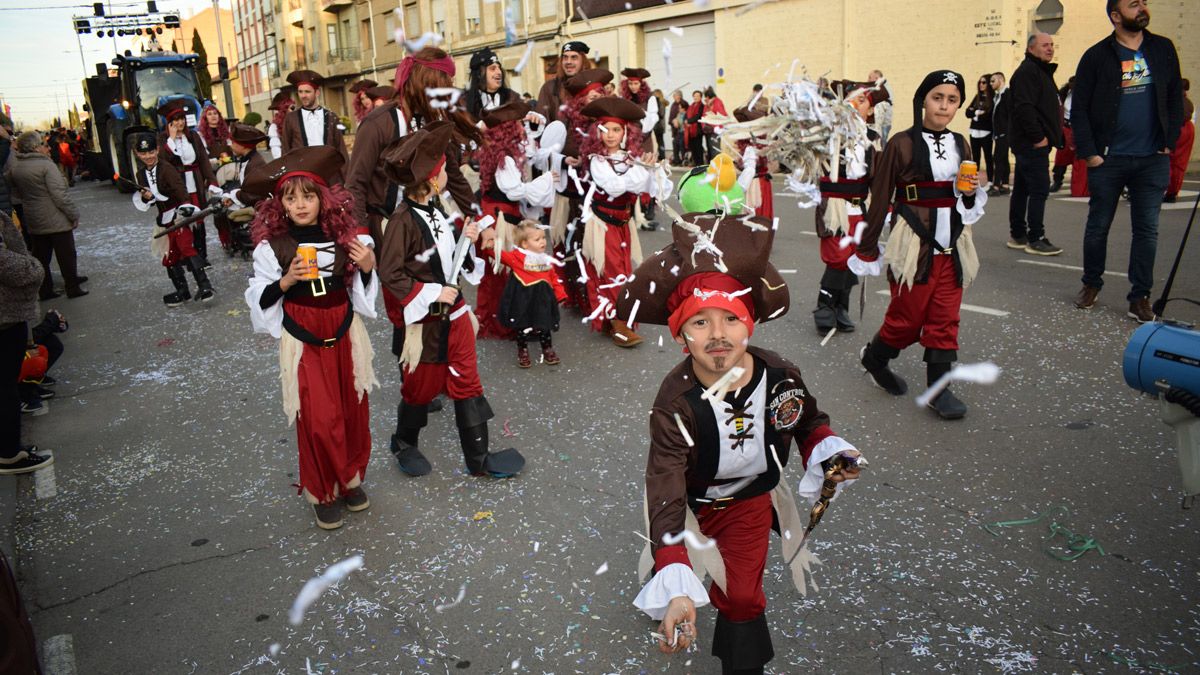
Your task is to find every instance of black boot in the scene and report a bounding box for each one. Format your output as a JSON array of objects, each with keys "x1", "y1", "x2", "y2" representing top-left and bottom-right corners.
[
  {"x1": 639, "y1": 201, "x2": 659, "y2": 231},
  {"x1": 712, "y1": 612, "x2": 773, "y2": 675},
  {"x1": 813, "y1": 288, "x2": 837, "y2": 334},
  {"x1": 925, "y1": 350, "x2": 967, "y2": 420},
  {"x1": 192, "y1": 223, "x2": 212, "y2": 268},
  {"x1": 860, "y1": 335, "x2": 907, "y2": 395},
  {"x1": 834, "y1": 287, "x2": 856, "y2": 332},
  {"x1": 391, "y1": 401, "x2": 432, "y2": 476},
  {"x1": 454, "y1": 396, "x2": 525, "y2": 477},
  {"x1": 163, "y1": 265, "x2": 191, "y2": 307},
  {"x1": 1050, "y1": 165, "x2": 1065, "y2": 193},
  {"x1": 188, "y1": 257, "x2": 215, "y2": 302}
]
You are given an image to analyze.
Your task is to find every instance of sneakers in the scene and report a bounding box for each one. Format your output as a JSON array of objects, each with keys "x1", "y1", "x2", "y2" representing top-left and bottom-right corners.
[
  {"x1": 313, "y1": 501, "x2": 344, "y2": 530},
  {"x1": 0, "y1": 447, "x2": 54, "y2": 475},
  {"x1": 542, "y1": 346, "x2": 561, "y2": 365},
  {"x1": 1006, "y1": 237, "x2": 1028, "y2": 250},
  {"x1": 195, "y1": 286, "x2": 215, "y2": 302},
  {"x1": 1074, "y1": 286, "x2": 1100, "y2": 309},
  {"x1": 342, "y1": 486, "x2": 370, "y2": 512},
  {"x1": 34, "y1": 386, "x2": 55, "y2": 400},
  {"x1": 20, "y1": 400, "x2": 48, "y2": 416},
  {"x1": 1024, "y1": 238, "x2": 1063, "y2": 256},
  {"x1": 1127, "y1": 298, "x2": 1155, "y2": 323},
  {"x1": 517, "y1": 345, "x2": 532, "y2": 368}
]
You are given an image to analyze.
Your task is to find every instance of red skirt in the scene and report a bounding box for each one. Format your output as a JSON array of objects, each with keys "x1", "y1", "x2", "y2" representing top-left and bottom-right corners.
[
  {"x1": 287, "y1": 294, "x2": 372, "y2": 504},
  {"x1": 819, "y1": 212, "x2": 863, "y2": 270}
]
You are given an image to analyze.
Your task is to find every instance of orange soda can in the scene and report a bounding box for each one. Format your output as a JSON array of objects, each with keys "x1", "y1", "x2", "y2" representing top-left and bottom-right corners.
[
  {"x1": 956, "y1": 161, "x2": 978, "y2": 192},
  {"x1": 296, "y1": 245, "x2": 320, "y2": 280}
]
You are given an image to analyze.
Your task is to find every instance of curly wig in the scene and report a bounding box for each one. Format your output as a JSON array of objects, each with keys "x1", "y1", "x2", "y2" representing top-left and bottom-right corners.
[
  {"x1": 619, "y1": 80, "x2": 650, "y2": 106},
  {"x1": 250, "y1": 176, "x2": 360, "y2": 272},
  {"x1": 271, "y1": 97, "x2": 294, "y2": 130},
  {"x1": 198, "y1": 104, "x2": 229, "y2": 149},
  {"x1": 477, "y1": 120, "x2": 526, "y2": 194}
]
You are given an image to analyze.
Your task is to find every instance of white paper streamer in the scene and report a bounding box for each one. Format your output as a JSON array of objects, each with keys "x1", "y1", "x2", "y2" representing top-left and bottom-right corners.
[
  {"x1": 288, "y1": 555, "x2": 364, "y2": 626},
  {"x1": 915, "y1": 362, "x2": 1002, "y2": 408},
  {"x1": 435, "y1": 583, "x2": 468, "y2": 612},
  {"x1": 662, "y1": 530, "x2": 717, "y2": 550}
]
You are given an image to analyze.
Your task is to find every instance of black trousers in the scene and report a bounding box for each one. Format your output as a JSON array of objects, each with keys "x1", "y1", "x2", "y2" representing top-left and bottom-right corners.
[
  {"x1": 993, "y1": 136, "x2": 1011, "y2": 185},
  {"x1": 689, "y1": 136, "x2": 706, "y2": 167},
  {"x1": 30, "y1": 230, "x2": 81, "y2": 296},
  {"x1": 1009, "y1": 146, "x2": 1052, "y2": 241},
  {"x1": 0, "y1": 322, "x2": 27, "y2": 458},
  {"x1": 654, "y1": 128, "x2": 666, "y2": 160},
  {"x1": 970, "y1": 135, "x2": 994, "y2": 182}
]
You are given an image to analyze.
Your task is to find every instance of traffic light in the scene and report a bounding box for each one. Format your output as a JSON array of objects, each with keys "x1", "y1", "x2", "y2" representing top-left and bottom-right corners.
[
  {"x1": 162, "y1": 13, "x2": 180, "y2": 28},
  {"x1": 93, "y1": 2, "x2": 104, "y2": 16},
  {"x1": 217, "y1": 56, "x2": 229, "y2": 81}
]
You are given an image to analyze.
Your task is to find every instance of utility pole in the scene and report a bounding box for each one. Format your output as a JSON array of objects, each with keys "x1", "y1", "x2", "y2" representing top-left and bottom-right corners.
[{"x1": 212, "y1": 0, "x2": 235, "y2": 119}]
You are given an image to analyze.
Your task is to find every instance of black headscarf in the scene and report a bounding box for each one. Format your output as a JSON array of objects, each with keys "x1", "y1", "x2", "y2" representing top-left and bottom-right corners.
[
  {"x1": 909, "y1": 69, "x2": 967, "y2": 180},
  {"x1": 466, "y1": 47, "x2": 514, "y2": 120}
]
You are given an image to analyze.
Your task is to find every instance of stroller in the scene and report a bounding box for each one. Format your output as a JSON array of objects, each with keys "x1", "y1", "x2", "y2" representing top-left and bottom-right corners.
[{"x1": 215, "y1": 162, "x2": 256, "y2": 260}]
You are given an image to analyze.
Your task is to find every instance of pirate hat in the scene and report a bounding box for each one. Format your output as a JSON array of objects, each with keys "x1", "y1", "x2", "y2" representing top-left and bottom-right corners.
[
  {"x1": 616, "y1": 213, "x2": 788, "y2": 333},
  {"x1": 349, "y1": 79, "x2": 378, "y2": 94},
  {"x1": 732, "y1": 105, "x2": 765, "y2": 123},
  {"x1": 481, "y1": 100, "x2": 530, "y2": 128},
  {"x1": 131, "y1": 132, "x2": 158, "y2": 153},
  {"x1": 241, "y1": 145, "x2": 344, "y2": 199},
  {"x1": 581, "y1": 96, "x2": 645, "y2": 124},
  {"x1": 564, "y1": 68, "x2": 613, "y2": 99},
  {"x1": 365, "y1": 85, "x2": 396, "y2": 101},
  {"x1": 620, "y1": 67, "x2": 651, "y2": 80},
  {"x1": 229, "y1": 122, "x2": 268, "y2": 147},
  {"x1": 286, "y1": 69, "x2": 325, "y2": 89},
  {"x1": 832, "y1": 79, "x2": 890, "y2": 106},
  {"x1": 561, "y1": 40, "x2": 589, "y2": 55},
  {"x1": 156, "y1": 99, "x2": 190, "y2": 123},
  {"x1": 380, "y1": 120, "x2": 455, "y2": 188}
]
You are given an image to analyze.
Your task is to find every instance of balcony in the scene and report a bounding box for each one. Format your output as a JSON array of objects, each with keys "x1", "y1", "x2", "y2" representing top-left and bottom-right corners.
[
  {"x1": 321, "y1": 0, "x2": 352, "y2": 9},
  {"x1": 327, "y1": 47, "x2": 359, "y2": 63},
  {"x1": 289, "y1": 7, "x2": 303, "y2": 25}
]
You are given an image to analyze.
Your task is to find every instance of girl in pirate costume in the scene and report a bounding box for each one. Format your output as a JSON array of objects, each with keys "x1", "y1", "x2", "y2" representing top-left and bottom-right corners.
[
  {"x1": 242, "y1": 146, "x2": 380, "y2": 531},
  {"x1": 724, "y1": 105, "x2": 774, "y2": 221},
  {"x1": 267, "y1": 91, "x2": 294, "y2": 160},
  {"x1": 538, "y1": 68, "x2": 613, "y2": 312},
  {"x1": 615, "y1": 187, "x2": 864, "y2": 674},
  {"x1": 619, "y1": 68, "x2": 663, "y2": 230},
  {"x1": 490, "y1": 220, "x2": 567, "y2": 367},
  {"x1": 349, "y1": 79, "x2": 379, "y2": 124},
  {"x1": 474, "y1": 101, "x2": 557, "y2": 338},
  {"x1": 812, "y1": 80, "x2": 889, "y2": 335},
  {"x1": 157, "y1": 100, "x2": 220, "y2": 262},
  {"x1": 577, "y1": 96, "x2": 671, "y2": 347},
  {"x1": 197, "y1": 103, "x2": 231, "y2": 157},
  {"x1": 376, "y1": 122, "x2": 526, "y2": 479},
  {"x1": 848, "y1": 70, "x2": 987, "y2": 420}
]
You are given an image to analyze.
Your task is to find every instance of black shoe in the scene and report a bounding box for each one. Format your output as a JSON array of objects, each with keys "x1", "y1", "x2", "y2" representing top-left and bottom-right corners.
[
  {"x1": 41, "y1": 375, "x2": 57, "y2": 387},
  {"x1": 429, "y1": 396, "x2": 444, "y2": 413},
  {"x1": 20, "y1": 400, "x2": 48, "y2": 416},
  {"x1": 638, "y1": 221, "x2": 659, "y2": 232},
  {"x1": 1049, "y1": 181, "x2": 1063, "y2": 193},
  {"x1": 1163, "y1": 193, "x2": 1177, "y2": 203},
  {"x1": 0, "y1": 448, "x2": 54, "y2": 475},
  {"x1": 391, "y1": 434, "x2": 432, "y2": 476},
  {"x1": 834, "y1": 288, "x2": 856, "y2": 332},
  {"x1": 860, "y1": 343, "x2": 907, "y2": 396},
  {"x1": 455, "y1": 397, "x2": 525, "y2": 477},
  {"x1": 813, "y1": 289, "x2": 836, "y2": 334},
  {"x1": 39, "y1": 291, "x2": 62, "y2": 301},
  {"x1": 35, "y1": 386, "x2": 54, "y2": 400},
  {"x1": 313, "y1": 501, "x2": 344, "y2": 530},
  {"x1": 66, "y1": 288, "x2": 89, "y2": 299},
  {"x1": 163, "y1": 291, "x2": 189, "y2": 307},
  {"x1": 76, "y1": 276, "x2": 89, "y2": 284},
  {"x1": 343, "y1": 486, "x2": 370, "y2": 512},
  {"x1": 195, "y1": 286, "x2": 215, "y2": 302},
  {"x1": 927, "y1": 388, "x2": 967, "y2": 419},
  {"x1": 1024, "y1": 238, "x2": 1063, "y2": 256}
]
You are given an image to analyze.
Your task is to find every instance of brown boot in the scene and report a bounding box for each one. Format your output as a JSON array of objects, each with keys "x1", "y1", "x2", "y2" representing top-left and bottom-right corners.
[
  {"x1": 517, "y1": 345, "x2": 532, "y2": 368},
  {"x1": 609, "y1": 319, "x2": 644, "y2": 347},
  {"x1": 542, "y1": 346, "x2": 560, "y2": 365},
  {"x1": 1074, "y1": 285, "x2": 1100, "y2": 309}
]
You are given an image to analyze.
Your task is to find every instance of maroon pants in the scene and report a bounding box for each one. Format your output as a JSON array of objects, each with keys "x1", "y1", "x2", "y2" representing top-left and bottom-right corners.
[
  {"x1": 400, "y1": 311, "x2": 485, "y2": 405},
  {"x1": 584, "y1": 221, "x2": 634, "y2": 333},
  {"x1": 1169, "y1": 121, "x2": 1195, "y2": 196},
  {"x1": 878, "y1": 255, "x2": 962, "y2": 352},
  {"x1": 697, "y1": 492, "x2": 774, "y2": 622}
]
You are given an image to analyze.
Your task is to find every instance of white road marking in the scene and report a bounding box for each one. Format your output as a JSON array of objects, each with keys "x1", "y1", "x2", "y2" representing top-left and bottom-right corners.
[
  {"x1": 874, "y1": 290, "x2": 1010, "y2": 316},
  {"x1": 798, "y1": 231, "x2": 817, "y2": 236},
  {"x1": 34, "y1": 463, "x2": 57, "y2": 500},
  {"x1": 43, "y1": 635, "x2": 76, "y2": 675},
  {"x1": 1016, "y1": 259, "x2": 1128, "y2": 277},
  {"x1": 778, "y1": 269, "x2": 798, "y2": 273}
]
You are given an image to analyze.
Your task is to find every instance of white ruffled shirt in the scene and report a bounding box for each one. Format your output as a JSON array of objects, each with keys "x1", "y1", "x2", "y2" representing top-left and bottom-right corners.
[
  {"x1": 401, "y1": 205, "x2": 485, "y2": 325},
  {"x1": 494, "y1": 156, "x2": 556, "y2": 209},
  {"x1": 244, "y1": 233, "x2": 379, "y2": 338},
  {"x1": 587, "y1": 153, "x2": 672, "y2": 201},
  {"x1": 165, "y1": 135, "x2": 199, "y2": 194}
]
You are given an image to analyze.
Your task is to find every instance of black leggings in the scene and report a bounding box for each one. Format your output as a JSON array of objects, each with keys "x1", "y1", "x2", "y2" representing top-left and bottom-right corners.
[
  {"x1": 970, "y1": 135, "x2": 994, "y2": 182},
  {"x1": 515, "y1": 330, "x2": 552, "y2": 350}
]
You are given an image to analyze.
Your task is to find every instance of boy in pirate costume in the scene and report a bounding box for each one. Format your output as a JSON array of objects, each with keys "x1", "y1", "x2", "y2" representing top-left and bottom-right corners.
[
  {"x1": 280, "y1": 70, "x2": 350, "y2": 180},
  {"x1": 616, "y1": 181, "x2": 864, "y2": 674},
  {"x1": 131, "y1": 132, "x2": 215, "y2": 306},
  {"x1": 848, "y1": 70, "x2": 987, "y2": 420},
  {"x1": 377, "y1": 122, "x2": 526, "y2": 478},
  {"x1": 812, "y1": 80, "x2": 889, "y2": 335},
  {"x1": 218, "y1": 123, "x2": 269, "y2": 210},
  {"x1": 619, "y1": 67, "x2": 664, "y2": 231},
  {"x1": 157, "y1": 100, "x2": 220, "y2": 262}
]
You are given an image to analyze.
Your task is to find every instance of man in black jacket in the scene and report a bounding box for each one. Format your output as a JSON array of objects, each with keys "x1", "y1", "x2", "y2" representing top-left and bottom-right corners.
[
  {"x1": 989, "y1": 72, "x2": 1011, "y2": 195},
  {"x1": 1007, "y1": 33, "x2": 1064, "y2": 256},
  {"x1": 1071, "y1": 0, "x2": 1183, "y2": 323}
]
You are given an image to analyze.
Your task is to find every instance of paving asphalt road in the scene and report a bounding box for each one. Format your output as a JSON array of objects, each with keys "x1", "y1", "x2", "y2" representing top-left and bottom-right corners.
[{"x1": 6, "y1": 173, "x2": 1200, "y2": 675}]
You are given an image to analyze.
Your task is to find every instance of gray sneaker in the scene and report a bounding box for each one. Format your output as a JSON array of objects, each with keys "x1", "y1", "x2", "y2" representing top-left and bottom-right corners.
[
  {"x1": 1024, "y1": 238, "x2": 1063, "y2": 256},
  {"x1": 1006, "y1": 237, "x2": 1028, "y2": 250}
]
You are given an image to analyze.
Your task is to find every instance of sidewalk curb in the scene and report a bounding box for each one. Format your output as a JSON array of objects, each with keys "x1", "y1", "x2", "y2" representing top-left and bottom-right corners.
[{"x1": 1, "y1": 475, "x2": 16, "y2": 564}]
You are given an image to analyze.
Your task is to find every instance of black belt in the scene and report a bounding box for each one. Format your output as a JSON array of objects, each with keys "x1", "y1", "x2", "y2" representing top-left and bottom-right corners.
[
  {"x1": 282, "y1": 302, "x2": 355, "y2": 348},
  {"x1": 820, "y1": 179, "x2": 869, "y2": 200},
  {"x1": 284, "y1": 275, "x2": 346, "y2": 299},
  {"x1": 895, "y1": 181, "x2": 957, "y2": 208}
]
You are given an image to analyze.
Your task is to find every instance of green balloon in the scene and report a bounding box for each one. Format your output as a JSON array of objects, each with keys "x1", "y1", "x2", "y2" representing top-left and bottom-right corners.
[{"x1": 677, "y1": 168, "x2": 746, "y2": 215}]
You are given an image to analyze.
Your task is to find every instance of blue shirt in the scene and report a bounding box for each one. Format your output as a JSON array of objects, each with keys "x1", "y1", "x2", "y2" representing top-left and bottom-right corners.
[{"x1": 1108, "y1": 44, "x2": 1162, "y2": 156}]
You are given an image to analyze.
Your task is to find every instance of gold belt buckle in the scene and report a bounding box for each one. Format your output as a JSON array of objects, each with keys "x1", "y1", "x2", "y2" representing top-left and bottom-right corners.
[
  {"x1": 321, "y1": 337, "x2": 337, "y2": 348},
  {"x1": 711, "y1": 497, "x2": 735, "y2": 511},
  {"x1": 310, "y1": 277, "x2": 326, "y2": 297},
  {"x1": 905, "y1": 184, "x2": 919, "y2": 202}
]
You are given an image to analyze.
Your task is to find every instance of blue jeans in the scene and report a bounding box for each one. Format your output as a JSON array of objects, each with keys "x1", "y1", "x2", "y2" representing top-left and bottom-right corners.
[
  {"x1": 1081, "y1": 154, "x2": 1170, "y2": 301},
  {"x1": 1009, "y1": 146, "x2": 1051, "y2": 241}
]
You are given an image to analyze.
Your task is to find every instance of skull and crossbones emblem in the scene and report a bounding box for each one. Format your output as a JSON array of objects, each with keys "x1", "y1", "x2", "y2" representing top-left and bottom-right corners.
[{"x1": 942, "y1": 72, "x2": 959, "y2": 84}]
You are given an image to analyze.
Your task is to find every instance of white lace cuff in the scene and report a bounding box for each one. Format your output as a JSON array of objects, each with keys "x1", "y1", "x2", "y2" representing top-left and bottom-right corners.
[
  {"x1": 847, "y1": 252, "x2": 883, "y2": 277},
  {"x1": 955, "y1": 185, "x2": 988, "y2": 226},
  {"x1": 633, "y1": 563, "x2": 710, "y2": 621},
  {"x1": 796, "y1": 436, "x2": 860, "y2": 506}
]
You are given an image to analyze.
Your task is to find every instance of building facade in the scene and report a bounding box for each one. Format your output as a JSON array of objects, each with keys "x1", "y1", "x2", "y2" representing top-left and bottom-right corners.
[
  {"x1": 232, "y1": 0, "x2": 278, "y2": 120},
  {"x1": 165, "y1": 6, "x2": 246, "y2": 118}
]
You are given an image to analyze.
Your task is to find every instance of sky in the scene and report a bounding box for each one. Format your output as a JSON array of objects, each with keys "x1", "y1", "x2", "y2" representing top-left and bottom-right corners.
[{"x1": 0, "y1": 0, "x2": 230, "y2": 128}]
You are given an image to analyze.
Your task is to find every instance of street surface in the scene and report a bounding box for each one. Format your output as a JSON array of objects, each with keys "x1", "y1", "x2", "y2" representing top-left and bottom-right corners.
[{"x1": 6, "y1": 173, "x2": 1200, "y2": 674}]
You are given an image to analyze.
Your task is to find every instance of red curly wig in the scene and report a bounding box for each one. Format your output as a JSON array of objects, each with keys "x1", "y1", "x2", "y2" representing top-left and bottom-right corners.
[
  {"x1": 198, "y1": 103, "x2": 229, "y2": 149},
  {"x1": 250, "y1": 176, "x2": 360, "y2": 272},
  {"x1": 477, "y1": 120, "x2": 526, "y2": 194},
  {"x1": 271, "y1": 98, "x2": 294, "y2": 130},
  {"x1": 352, "y1": 91, "x2": 371, "y2": 124},
  {"x1": 619, "y1": 79, "x2": 650, "y2": 106},
  {"x1": 578, "y1": 119, "x2": 644, "y2": 172}
]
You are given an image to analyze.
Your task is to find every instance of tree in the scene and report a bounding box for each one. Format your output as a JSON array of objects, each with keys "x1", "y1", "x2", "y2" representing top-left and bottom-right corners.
[{"x1": 192, "y1": 29, "x2": 213, "y2": 101}]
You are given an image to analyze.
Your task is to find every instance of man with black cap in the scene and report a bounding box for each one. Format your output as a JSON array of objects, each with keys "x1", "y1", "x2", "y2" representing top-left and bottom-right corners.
[
  {"x1": 536, "y1": 41, "x2": 592, "y2": 123},
  {"x1": 466, "y1": 47, "x2": 520, "y2": 120},
  {"x1": 616, "y1": 192, "x2": 864, "y2": 674},
  {"x1": 848, "y1": 70, "x2": 988, "y2": 420},
  {"x1": 281, "y1": 69, "x2": 349, "y2": 179},
  {"x1": 130, "y1": 132, "x2": 215, "y2": 305},
  {"x1": 376, "y1": 121, "x2": 526, "y2": 479}
]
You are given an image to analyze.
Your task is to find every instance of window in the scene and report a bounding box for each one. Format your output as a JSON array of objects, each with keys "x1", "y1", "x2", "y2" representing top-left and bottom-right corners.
[
  {"x1": 360, "y1": 18, "x2": 372, "y2": 53},
  {"x1": 327, "y1": 24, "x2": 338, "y2": 53},
  {"x1": 385, "y1": 13, "x2": 396, "y2": 43},
  {"x1": 538, "y1": 0, "x2": 557, "y2": 20},
  {"x1": 259, "y1": 63, "x2": 269, "y2": 94},
  {"x1": 404, "y1": 2, "x2": 420, "y2": 37},
  {"x1": 432, "y1": 0, "x2": 445, "y2": 35},
  {"x1": 462, "y1": 0, "x2": 481, "y2": 34}
]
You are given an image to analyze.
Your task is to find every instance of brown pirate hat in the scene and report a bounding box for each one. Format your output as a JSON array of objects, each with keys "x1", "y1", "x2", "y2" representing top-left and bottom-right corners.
[
  {"x1": 380, "y1": 120, "x2": 455, "y2": 187},
  {"x1": 581, "y1": 96, "x2": 645, "y2": 123},
  {"x1": 616, "y1": 214, "x2": 789, "y2": 328},
  {"x1": 229, "y1": 122, "x2": 268, "y2": 147},
  {"x1": 241, "y1": 145, "x2": 344, "y2": 198},
  {"x1": 481, "y1": 100, "x2": 530, "y2": 128},
  {"x1": 349, "y1": 79, "x2": 378, "y2": 94},
  {"x1": 286, "y1": 69, "x2": 325, "y2": 88},
  {"x1": 564, "y1": 68, "x2": 614, "y2": 99}
]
